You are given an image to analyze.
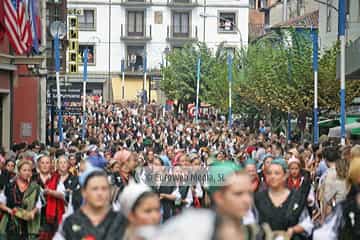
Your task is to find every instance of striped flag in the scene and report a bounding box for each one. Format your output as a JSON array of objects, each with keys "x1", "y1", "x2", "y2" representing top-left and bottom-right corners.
[
  {"x1": 0, "y1": 1, "x2": 5, "y2": 41},
  {"x1": 3, "y1": 0, "x2": 32, "y2": 54}
]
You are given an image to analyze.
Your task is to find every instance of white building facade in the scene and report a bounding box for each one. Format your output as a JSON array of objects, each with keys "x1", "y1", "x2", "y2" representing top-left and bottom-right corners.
[
  {"x1": 67, "y1": 0, "x2": 249, "y2": 102},
  {"x1": 318, "y1": 0, "x2": 360, "y2": 80},
  {"x1": 318, "y1": 0, "x2": 360, "y2": 49}
]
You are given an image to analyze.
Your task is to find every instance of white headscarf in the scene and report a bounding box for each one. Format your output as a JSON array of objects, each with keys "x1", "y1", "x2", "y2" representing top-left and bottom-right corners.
[{"x1": 119, "y1": 182, "x2": 152, "y2": 217}]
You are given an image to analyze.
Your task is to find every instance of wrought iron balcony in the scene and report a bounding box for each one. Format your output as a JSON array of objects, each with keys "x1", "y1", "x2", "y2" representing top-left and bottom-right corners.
[
  {"x1": 120, "y1": 0, "x2": 152, "y2": 6},
  {"x1": 167, "y1": 0, "x2": 198, "y2": 8}
]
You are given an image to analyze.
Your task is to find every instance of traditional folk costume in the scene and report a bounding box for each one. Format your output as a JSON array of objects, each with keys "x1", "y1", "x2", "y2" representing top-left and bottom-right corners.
[
  {"x1": 0, "y1": 180, "x2": 42, "y2": 240},
  {"x1": 151, "y1": 209, "x2": 274, "y2": 240},
  {"x1": 313, "y1": 185, "x2": 360, "y2": 240},
  {"x1": 34, "y1": 173, "x2": 66, "y2": 240},
  {"x1": 54, "y1": 209, "x2": 127, "y2": 240},
  {"x1": 254, "y1": 189, "x2": 313, "y2": 240}
]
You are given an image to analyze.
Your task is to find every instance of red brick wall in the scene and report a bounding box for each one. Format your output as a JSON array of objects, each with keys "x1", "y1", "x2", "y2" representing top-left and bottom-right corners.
[
  {"x1": 12, "y1": 65, "x2": 39, "y2": 143},
  {"x1": 249, "y1": 9, "x2": 265, "y2": 25}
]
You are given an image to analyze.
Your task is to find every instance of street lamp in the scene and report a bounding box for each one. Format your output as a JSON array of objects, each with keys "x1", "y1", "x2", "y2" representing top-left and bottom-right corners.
[{"x1": 50, "y1": 21, "x2": 66, "y2": 147}]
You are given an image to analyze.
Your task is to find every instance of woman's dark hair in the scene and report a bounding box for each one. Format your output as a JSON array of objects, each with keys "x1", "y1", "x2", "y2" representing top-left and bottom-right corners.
[
  {"x1": 83, "y1": 170, "x2": 108, "y2": 189},
  {"x1": 55, "y1": 149, "x2": 66, "y2": 158},
  {"x1": 323, "y1": 146, "x2": 340, "y2": 163},
  {"x1": 153, "y1": 156, "x2": 164, "y2": 166},
  {"x1": 346, "y1": 184, "x2": 360, "y2": 200},
  {"x1": 131, "y1": 191, "x2": 157, "y2": 213},
  {"x1": 5, "y1": 159, "x2": 16, "y2": 166}
]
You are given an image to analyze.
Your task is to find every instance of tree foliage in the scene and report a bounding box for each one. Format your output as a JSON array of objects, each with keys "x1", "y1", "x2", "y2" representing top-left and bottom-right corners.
[
  {"x1": 160, "y1": 42, "x2": 241, "y2": 111},
  {"x1": 160, "y1": 30, "x2": 360, "y2": 120},
  {"x1": 238, "y1": 29, "x2": 360, "y2": 117}
]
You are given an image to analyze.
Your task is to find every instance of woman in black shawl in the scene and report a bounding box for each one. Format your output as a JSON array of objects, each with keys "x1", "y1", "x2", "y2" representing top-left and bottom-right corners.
[
  {"x1": 54, "y1": 167, "x2": 127, "y2": 240},
  {"x1": 254, "y1": 158, "x2": 313, "y2": 240}
]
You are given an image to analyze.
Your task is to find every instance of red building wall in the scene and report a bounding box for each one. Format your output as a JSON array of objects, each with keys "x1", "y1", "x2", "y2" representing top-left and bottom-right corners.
[{"x1": 12, "y1": 65, "x2": 39, "y2": 143}]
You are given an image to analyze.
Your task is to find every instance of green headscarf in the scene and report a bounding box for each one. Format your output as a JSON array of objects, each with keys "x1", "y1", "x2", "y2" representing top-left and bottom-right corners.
[
  {"x1": 244, "y1": 158, "x2": 256, "y2": 167},
  {"x1": 270, "y1": 158, "x2": 288, "y2": 171},
  {"x1": 207, "y1": 160, "x2": 243, "y2": 195}
]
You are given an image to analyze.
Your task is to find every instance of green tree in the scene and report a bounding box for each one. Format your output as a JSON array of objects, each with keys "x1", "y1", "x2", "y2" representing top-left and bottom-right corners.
[
  {"x1": 160, "y1": 42, "x2": 240, "y2": 112},
  {"x1": 237, "y1": 29, "x2": 360, "y2": 129}
]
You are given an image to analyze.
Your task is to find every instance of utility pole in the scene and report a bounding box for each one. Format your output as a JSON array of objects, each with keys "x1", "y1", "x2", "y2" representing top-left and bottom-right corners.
[
  {"x1": 283, "y1": 0, "x2": 291, "y2": 144},
  {"x1": 312, "y1": 29, "x2": 319, "y2": 145},
  {"x1": 283, "y1": 0, "x2": 287, "y2": 22},
  {"x1": 40, "y1": 0, "x2": 47, "y2": 143},
  {"x1": 195, "y1": 57, "x2": 201, "y2": 123},
  {"x1": 227, "y1": 53, "x2": 232, "y2": 128},
  {"x1": 339, "y1": 0, "x2": 346, "y2": 145},
  {"x1": 108, "y1": 0, "x2": 112, "y2": 102},
  {"x1": 203, "y1": 0, "x2": 206, "y2": 42}
]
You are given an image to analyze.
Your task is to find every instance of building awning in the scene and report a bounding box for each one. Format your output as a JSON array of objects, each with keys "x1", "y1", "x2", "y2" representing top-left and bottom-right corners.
[
  {"x1": 351, "y1": 127, "x2": 360, "y2": 136},
  {"x1": 328, "y1": 122, "x2": 360, "y2": 138},
  {"x1": 336, "y1": 36, "x2": 360, "y2": 80},
  {"x1": 318, "y1": 119, "x2": 339, "y2": 128}
]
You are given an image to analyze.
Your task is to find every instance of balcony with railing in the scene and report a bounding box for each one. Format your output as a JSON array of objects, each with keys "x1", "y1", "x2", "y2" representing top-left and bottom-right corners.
[
  {"x1": 120, "y1": 0, "x2": 152, "y2": 6},
  {"x1": 125, "y1": 45, "x2": 145, "y2": 74},
  {"x1": 166, "y1": 25, "x2": 198, "y2": 43},
  {"x1": 167, "y1": 0, "x2": 198, "y2": 8},
  {"x1": 121, "y1": 24, "x2": 152, "y2": 42}
]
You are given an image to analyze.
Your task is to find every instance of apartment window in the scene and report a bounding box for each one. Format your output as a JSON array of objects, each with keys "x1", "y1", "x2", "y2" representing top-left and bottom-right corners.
[
  {"x1": 79, "y1": 44, "x2": 95, "y2": 64},
  {"x1": 326, "y1": 0, "x2": 332, "y2": 32},
  {"x1": 218, "y1": 12, "x2": 236, "y2": 32},
  {"x1": 78, "y1": 9, "x2": 95, "y2": 30},
  {"x1": 127, "y1": 46, "x2": 145, "y2": 72},
  {"x1": 250, "y1": 0, "x2": 263, "y2": 9},
  {"x1": 249, "y1": 0, "x2": 256, "y2": 9},
  {"x1": 46, "y1": 8, "x2": 50, "y2": 26},
  {"x1": 54, "y1": 7, "x2": 60, "y2": 21},
  {"x1": 259, "y1": 0, "x2": 267, "y2": 9},
  {"x1": 296, "y1": 0, "x2": 305, "y2": 16},
  {"x1": 127, "y1": 11, "x2": 144, "y2": 36},
  {"x1": 173, "y1": 12, "x2": 189, "y2": 37}
]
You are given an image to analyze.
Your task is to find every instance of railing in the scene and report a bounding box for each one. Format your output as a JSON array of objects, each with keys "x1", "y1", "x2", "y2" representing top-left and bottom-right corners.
[
  {"x1": 166, "y1": 25, "x2": 198, "y2": 40},
  {"x1": 120, "y1": 0, "x2": 152, "y2": 4},
  {"x1": 121, "y1": 24, "x2": 152, "y2": 40},
  {"x1": 167, "y1": 0, "x2": 198, "y2": 6},
  {"x1": 125, "y1": 57, "x2": 145, "y2": 73},
  {"x1": 79, "y1": 22, "x2": 95, "y2": 31}
]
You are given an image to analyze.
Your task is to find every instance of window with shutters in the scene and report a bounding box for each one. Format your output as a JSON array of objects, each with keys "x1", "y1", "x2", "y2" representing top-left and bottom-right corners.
[
  {"x1": 172, "y1": 12, "x2": 190, "y2": 37},
  {"x1": 127, "y1": 11, "x2": 145, "y2": 36}
]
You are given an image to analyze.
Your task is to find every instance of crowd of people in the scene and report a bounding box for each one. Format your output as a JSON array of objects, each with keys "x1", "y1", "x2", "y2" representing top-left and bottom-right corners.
[{"x1": 0, "y1": 101, "x2": 359, "y2": 240}]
